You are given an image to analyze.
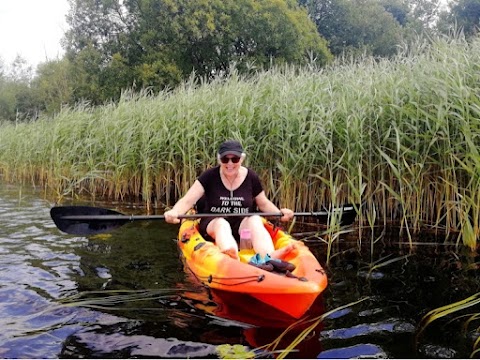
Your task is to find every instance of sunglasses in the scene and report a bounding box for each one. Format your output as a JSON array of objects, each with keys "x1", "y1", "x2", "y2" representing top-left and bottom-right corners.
[{"x1": 220, "y1": 156, "x2": 241, "y2": 164}]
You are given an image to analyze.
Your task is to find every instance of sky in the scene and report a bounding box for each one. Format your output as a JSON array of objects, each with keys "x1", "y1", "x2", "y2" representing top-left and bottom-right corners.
[
  {"x1": 0, "y1": 0, "x2": 453, "y2": 70},
  {"x1": 0, "y1": 0, "x2": 70, "y2": 68}
]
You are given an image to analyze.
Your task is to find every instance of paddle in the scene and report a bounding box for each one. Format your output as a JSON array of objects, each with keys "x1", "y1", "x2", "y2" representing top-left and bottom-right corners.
[{"x1": 50, "y1": 204, "x2": 357, "y2": 235}]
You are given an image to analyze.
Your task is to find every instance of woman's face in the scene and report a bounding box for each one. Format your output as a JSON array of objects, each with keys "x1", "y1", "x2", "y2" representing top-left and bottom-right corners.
[{"x1": 219, "y1": 154, "x2": 243, "y2": 175}]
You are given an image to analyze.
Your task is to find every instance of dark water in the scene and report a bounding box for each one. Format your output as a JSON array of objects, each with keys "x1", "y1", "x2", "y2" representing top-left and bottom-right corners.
[{"x1": 1, "y1": 181, "x2": 479, "y2": 359}]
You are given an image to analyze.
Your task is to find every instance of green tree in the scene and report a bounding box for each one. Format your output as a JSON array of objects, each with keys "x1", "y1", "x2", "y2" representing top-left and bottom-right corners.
[
  {"x1": 300, "y1": 0, "x2": 403, "y2": 56},
  {"x1": 379, "y1": 0, "x2": 443, "y2": 41},
  {"x1": 301, "y1": 0, "x2": 404, "y2": 57},
  {"x1": 64, "y1": 0, "x2": 331, "y2": 103},
  {"x1": 31, "y1": 59, "x2": 73, "y2": 115},
  {"x1": 407, "y1": 0, "x2": 442, "y2": 30},
  {"x1": 438, "y1": 0, "x2": 480, "y2": 37},
  {"x1": 0, "y1": 56, "x2": 38, "y2": 122},
  {"x1": 68, "y1": 45, "x2": 105, "y2": 104}
]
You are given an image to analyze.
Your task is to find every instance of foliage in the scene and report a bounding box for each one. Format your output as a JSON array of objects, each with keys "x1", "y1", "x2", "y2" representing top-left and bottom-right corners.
[
  {"x1": 437, "y1": 0, "x2": 480, "y2": 37},
  {"x1": 0, "y1": 56, "x2": 38, "y2": 122},
  {"x1": 301, "y1": 0, "x2": 447, "y2": 56},
  {"x1": 415, "y1": 292, "x2": 480, "y2": 358},
  {"x1": 63, "y1": 0, "x2": 331, "y2": 104},
  {"x1": 303, "y1": 0, "x2": 404, "y2": 57},
  {"x1": 32, "y1": 59, "x2": 74, "y2": 116}
]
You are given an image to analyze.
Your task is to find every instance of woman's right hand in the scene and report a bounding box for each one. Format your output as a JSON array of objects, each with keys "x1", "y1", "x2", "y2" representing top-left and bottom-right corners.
[{"x1": 164, "y1": 209, "x2": 180, "y2": 224}]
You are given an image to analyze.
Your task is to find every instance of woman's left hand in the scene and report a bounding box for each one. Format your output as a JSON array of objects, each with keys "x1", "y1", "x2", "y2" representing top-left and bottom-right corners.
[{"x1": 279, "y1": 208, "x2": 294, "y2": 222}]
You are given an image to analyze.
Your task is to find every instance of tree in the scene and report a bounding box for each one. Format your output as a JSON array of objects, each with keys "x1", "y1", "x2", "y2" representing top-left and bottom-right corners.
[
  {"x1": 0, "y1": 56, "x2": 38, "y2": 122},
  {"x1": 68, "y1": 45, "x2": 105, "y2": 104},
  {"x1": 380, "y1": 0, "x2": 410, "y2": 26},
  {"x1": 32, "y1": 59, "x2": 74, "y2": 115},
  {"x1": 407, "y1": 0, "x2": 442, "y2": 30},
  {"x1": 378, "y1": 0, "x2": 443, "y2": 41},
  {"x1": 438, "y1": 0, "x2": 480, "y2": 37},
  {"x1": 303, "y1": 0, "x2": 404, "y2": 57},
  {"x1": 64, "y1": 0, "x2": 332, "y2": 103}
]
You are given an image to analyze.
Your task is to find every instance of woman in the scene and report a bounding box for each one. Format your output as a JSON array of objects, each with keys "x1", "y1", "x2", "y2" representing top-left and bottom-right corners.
[{"x1": 164, "y1": 140, "x2": 296, "y2": 265}]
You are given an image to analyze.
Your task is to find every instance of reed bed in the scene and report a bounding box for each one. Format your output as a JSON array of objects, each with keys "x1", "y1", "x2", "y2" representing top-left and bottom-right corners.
[{"x1": 1, "y1": 35, "x2": 480, "y2": 249}]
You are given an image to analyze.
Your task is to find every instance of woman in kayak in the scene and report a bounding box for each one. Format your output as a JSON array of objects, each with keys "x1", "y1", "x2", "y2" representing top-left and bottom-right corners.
[{"x1": 164, "y1": 139, "x2": 296, "y2": 264}]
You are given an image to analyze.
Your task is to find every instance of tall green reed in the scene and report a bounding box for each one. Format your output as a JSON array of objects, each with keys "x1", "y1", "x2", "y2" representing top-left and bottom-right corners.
[{"x1": 1, "y1": 35, "x2": 480, "y2": 249}]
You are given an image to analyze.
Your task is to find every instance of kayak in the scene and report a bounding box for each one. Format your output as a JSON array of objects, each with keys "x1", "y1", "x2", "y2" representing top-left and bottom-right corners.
[{"x1": 177, "y1": 217, "x2": 328, "y2": 319}]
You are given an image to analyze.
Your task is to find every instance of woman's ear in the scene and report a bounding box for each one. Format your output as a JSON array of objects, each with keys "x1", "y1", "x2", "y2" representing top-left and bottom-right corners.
[{"x1": 241, "y1": 153, "x2": 246, "y2": 160}]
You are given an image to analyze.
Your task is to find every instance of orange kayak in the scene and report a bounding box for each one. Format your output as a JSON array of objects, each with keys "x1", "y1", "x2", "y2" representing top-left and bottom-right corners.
[{"x1": 177, "y1": 218, "x2": 328, "y2": 319}]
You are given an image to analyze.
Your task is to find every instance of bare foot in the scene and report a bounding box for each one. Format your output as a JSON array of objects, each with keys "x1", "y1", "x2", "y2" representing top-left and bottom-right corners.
[
  {"x1": 270, "y1": 243, "x2": 297, "y2": 259},
  {"x1": 222, "y1": 247, "x2": 239, "y2": 261}
]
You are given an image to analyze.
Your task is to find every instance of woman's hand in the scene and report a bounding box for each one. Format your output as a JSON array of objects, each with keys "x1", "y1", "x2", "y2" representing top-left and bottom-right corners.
[
  {"x1": 164, "y1": 209, "x2": 180, "y2": 224},
  {"x1": 279, "y1": 208, "x2": 294, "y2": 222}
]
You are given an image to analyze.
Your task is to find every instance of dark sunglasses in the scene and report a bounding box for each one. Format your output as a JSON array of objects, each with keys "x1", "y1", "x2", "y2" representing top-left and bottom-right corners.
[{"x1": 220, "y1": 156, "x2": 241, "y2": 164}]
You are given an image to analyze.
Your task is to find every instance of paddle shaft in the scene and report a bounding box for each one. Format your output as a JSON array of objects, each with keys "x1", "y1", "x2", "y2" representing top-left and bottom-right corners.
[{"x1": 60, "y1": 208, "x2": 353, "y2": 221}]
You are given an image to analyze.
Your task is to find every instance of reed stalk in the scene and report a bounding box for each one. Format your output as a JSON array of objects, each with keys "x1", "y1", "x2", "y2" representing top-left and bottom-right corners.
[{"x1": 1, "y1": 35, "x2": 480, "y2": 248}]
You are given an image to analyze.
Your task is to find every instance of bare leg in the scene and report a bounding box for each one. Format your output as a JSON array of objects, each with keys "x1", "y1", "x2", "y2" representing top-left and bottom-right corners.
[
  {"x1": 240, "y1": 216, "x2": 297, "y2": 259},
  {"x1": 240, "y1": 216, "x2": 274, "y2": 257},
  {"x1": 270, "y1": 243, "x2": 297, "y2": 259},
  {"x1": 207, "y1": 218, "x2": 239, "y2": 260}
]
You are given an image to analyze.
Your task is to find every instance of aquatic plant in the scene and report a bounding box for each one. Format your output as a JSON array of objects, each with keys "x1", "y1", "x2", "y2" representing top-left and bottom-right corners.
[
  {"x1": 1, "y1": 35, "x2": 480, "y2": 247},
  {"x1": 216, "y1": 344, "x2": 256, "y2": 359},
  {"x1": 415, "y1": 292, "x2": 480, "y2": 358}
]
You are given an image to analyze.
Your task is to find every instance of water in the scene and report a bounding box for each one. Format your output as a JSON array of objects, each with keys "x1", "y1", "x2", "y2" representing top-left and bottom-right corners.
[{"x1": 0, "y1": 181, "x2": 479, "y2": 358}]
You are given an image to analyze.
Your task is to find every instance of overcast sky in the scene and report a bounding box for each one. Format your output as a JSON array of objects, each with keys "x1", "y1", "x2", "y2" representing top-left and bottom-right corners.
[
  {"x1": 0, "y1": 0, "x2": 453, "y2": 70},
  {"x1": 0, "y1": 0, "x2": 69, "y2": 68}
]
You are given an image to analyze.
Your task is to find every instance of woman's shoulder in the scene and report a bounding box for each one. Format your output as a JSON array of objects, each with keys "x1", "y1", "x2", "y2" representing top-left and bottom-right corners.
[{"x1": 245, "y1": 167, "x2": 260, "y2": 179}]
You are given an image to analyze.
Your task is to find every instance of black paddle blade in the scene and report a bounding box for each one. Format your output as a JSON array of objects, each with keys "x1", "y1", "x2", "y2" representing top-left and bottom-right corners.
[
  {"x1": 339, "y1": 210, "x2": 357, "y2": 226},
  {"x1": 336, "y1": 204, "x2": 358, "y2": 226},
  {"x1": 50, "y1": 206, "x2": 128, "y2": 235}
]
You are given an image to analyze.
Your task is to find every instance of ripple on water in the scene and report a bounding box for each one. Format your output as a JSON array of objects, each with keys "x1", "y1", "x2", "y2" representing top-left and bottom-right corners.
[
  {"x1": 69, "y1": 331, "x2": 218, "y2": 358},
  {"x1": 419, "y1": 344, "x2": 457, "y2": 358},
  {"x1": 318, "y1": 343, "x2": 388, "y2": 358},
  {"x1": 320, "y1": 319, "x2": 416, "y2": 340}
]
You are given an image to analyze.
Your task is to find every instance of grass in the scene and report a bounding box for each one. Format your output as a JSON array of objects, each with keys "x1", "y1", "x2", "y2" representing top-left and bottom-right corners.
[
  {"x1": 415, "y1": 292, "x2": 480, "y2": 358},
  {"x1": 1, "y1": 35, "x2": 480, "y2": 249}
]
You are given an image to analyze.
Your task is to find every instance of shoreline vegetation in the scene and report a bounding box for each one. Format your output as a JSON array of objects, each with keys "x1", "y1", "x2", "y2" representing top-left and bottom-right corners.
[{"x1": 1, "y1": 36, "x2": 480, "y2": 250}]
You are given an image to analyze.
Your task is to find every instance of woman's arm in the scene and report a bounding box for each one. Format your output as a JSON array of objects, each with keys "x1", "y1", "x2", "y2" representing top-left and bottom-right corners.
[
  {"x1": 255, "y1": 191, "x2": 294, "y2": 222},
  {"x1": 164, "y1": 180, "x2": 205, "y2": 223}
]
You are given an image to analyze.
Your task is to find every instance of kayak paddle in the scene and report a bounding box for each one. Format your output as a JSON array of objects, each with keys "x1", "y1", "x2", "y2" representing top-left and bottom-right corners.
[{"x1": 50, "y1": 204, "x2": 357, "y2": 235}]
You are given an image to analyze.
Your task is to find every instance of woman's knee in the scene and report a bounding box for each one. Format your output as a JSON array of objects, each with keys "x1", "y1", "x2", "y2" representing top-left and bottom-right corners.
[
  {"x1": 243, "y1": 215, "x2": 263, "y2": 228},
  {"x1": 209, "y1": 218, "x2": 232, "y2": 233},
  {"x1": 215, "y1": 218, "x2": 232, "y2": 231}
]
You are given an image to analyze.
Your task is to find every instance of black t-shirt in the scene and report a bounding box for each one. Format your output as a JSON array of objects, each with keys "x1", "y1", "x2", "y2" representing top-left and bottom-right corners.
[{"x1": 196, "y1": 166, "x2": 263, "y2": 241}]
